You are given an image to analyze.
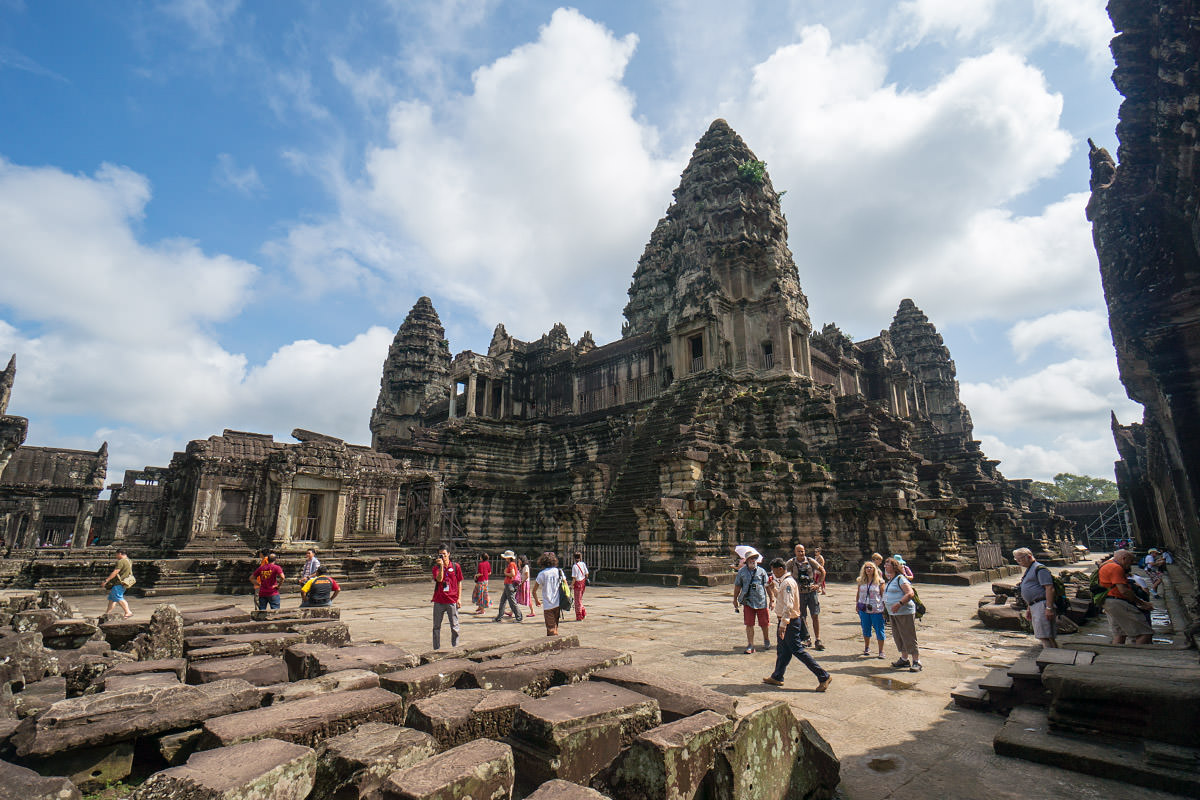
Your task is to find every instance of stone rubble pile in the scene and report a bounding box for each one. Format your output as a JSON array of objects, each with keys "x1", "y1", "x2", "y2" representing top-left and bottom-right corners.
[
  {"x1": 0, "y1": 596, "x2": 840, "y2": 799},
  {"x1": 974, "y1": 571, "x2": 1100, "y2": 634}
]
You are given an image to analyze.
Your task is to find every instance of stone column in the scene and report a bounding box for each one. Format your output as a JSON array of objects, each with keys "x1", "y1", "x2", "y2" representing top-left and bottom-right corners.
[
  {"x1": 448, "y1": 380, "x2": 458, "y2": 419},
  {"x1": 72, "y1": 499, "x2": 96, "y2": 549},
  {"x1": 466, "y1": 374, "x2": 477, "y2": 417}
]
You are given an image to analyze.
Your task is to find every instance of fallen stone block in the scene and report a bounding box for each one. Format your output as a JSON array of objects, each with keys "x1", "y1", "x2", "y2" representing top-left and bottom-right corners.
[
  {"x1": 525, "y1": 780, "x2": 612, "y2": 800},
  {"x1": 593, "y1": 710, "x2": 733, "y2": 800},
  {"x1": 13, "y1": 677, "x2": 66, "y2": 718},
  {"x1": 0, "y1": 756, "x2": 82, "y2": 800},
  {"x1": 288, "y1": 621, "x2": 351, "y2": 647},
  {"x1": 13, "y1": 678, "x2": 264, "y2": 757},
  {"x1": 283, "y1": 644, "x2": 329, "y2": 681},
  {"x1": 709, "y1": 701, "x2": 840, "y2": 800},
  {"x1": 405, "y1": 689, "x2": 525, "y2": 749},
  {"x1": 186, "y1": 655, "x2": 288, "y2": 687},
  {"x1": 311, "y1": 723, "x2": 436, "y2": 800},
  {"x1": 468, "y1": 635, "x2": 580, "y2": 661},
  {"x1": 377, "y1": 659, "x2": 475, "y2": 708},
  {"x1": 0, "y1": 631, "x2": 59, "y2": 683},
  {"x1": 264, "y1": 670, "x2": 380, "y2": 705},
  {"x1": 991, "y1": 581, "x2": 1017, "y2": 597},
  {"x1": 125, "y1": 605, "x2": 184, "y2": 661},
  {"x1": 186, "y1": 632, "x2": 305, "y2": 657},
  {"x1": 26, "y1": 741, "x2": 134, "y2": 792},
  {"x1": 11, "y1": 610, "x2": 57, "y2": 634},
  {"x1": 589, "y1": 665, "x2": 737, "y2": 721},
  {"x1": 188, "y1": 644, "x2": 256, "y2": 662},
  {"x1": 180, "y1": 606, "x2": 250, "y2": 626},
  {"x1": 251, "y1": 607, "x2": 340, "y2": 621},
  {"x1": 1055, "y1": 615, "x2": 1079, "y2": 634},
  {"x1": 131, "y1": 738, "x2": 316, "y2": 800},
  {"x1": 466, "y1": 648, "x2": 631, "y2": 696},
  {"x1": 285, "y1": 644, "x2": 417, "y2": 681},
  {"x1": 157, "y1": 728, "x2": 204, "y2": 766},
  {"x1": 98, "y1": 618, "x2": 148, "y2": 651},
  {"x1": 416, "y1": 638, "x2": 520, "y2": 665},
  {"x1": 36, "y1": 594, "x2": 77, "y2": 621},
  {"x1": 201, "y1": 687, "x2": 406, "y2": 748},
  {"x1": 105, "y1": 658, "x2": 186, "y2": 680},
  {"x1": 976, "y1": 603, "x2": 1024, "y2": 631},
  {"x1": 103, "y1": 672, "x2": 180, "y2": 692},
  {"x1": 0, "y1": 591, "x2": 41, "y2": 615},
  {"x1": 507, "y1": 682, "x2": 661, "y2": 789},
  {"x1": 374, "y1": 738, "x2": 513, "y2": 800}
]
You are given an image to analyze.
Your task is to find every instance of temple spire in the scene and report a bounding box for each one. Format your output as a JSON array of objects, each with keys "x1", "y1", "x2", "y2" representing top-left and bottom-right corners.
[{"x1": 370, "y1": 297, "x2": 452, "y2": 446}]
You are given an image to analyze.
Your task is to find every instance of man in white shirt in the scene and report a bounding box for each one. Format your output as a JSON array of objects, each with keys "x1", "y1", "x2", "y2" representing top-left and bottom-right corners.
[
  {"x1": 763, "y1": 558, "x2": 832, "y2": 690},
  {"x1": 571, "y1": 552, "x2": 589, "y2": 621}
]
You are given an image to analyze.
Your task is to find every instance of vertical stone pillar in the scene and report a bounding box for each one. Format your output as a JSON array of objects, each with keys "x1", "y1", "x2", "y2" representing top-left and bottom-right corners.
[
  {"x1": 466, "y1": 374, "x2": 477, "y2": 417},
  {"x1": 72, "y1": 499, "x2": 96, "y2": 549},
  {"x1": 448, "y1": 380, "x2": 458, "y2": 419}
]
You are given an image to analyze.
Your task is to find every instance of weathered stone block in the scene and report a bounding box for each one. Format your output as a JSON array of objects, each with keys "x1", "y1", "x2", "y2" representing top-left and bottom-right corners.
[
  {"x1": 186, "y1": 632, "x2": 305, "y2": 657},
  {"x1": 0, "y1": 756, "x2": 81, "y2": 800},
  {"x1": 415, "y1": 638, "x2": 520, "y2": 665},
  {"x1": 373, "y1": 738, "x2": 513, "y2": 800},
  {"x1": 157, "y1": 728, "x2": 204, "y2": 766},
  {"x1": 13, "y1": 677, "x2": 66, "y2": 718},
  {"x1": 201, "y1": 687, "x2": 407, "y2": 748},
  {"x1": 525, "y1": 780, "x2": 611, "y2": 800},
  {"x1": 0, "y1": 631, "x2": 59, "y2": 683},
  {"x1": 709, "y1": 701, "x2": 839, "y2": 800},
  {"x1": 311, "y1": 723, "x2": 436, "y2": 800},
  {"x1": 27, "y1": 741, "x2": 134, "y2": 792},
  {"x1": 468, "y1": 635, "x2": 580, "y2": 661},
  {"x1": 589, "y1": 665, "x2": 737, "y2": 721},
  {"x1": 188, "y1": 643, "x2": 256, "y2": 662},
  {"x1": 405, "y1": 688, "x2": 525, "y2": 748},
  {"x1": 103, "y1": 672, "x2": 180, "y2": 692},
  {"x1": 98, "y1": 618, "x2": 148, "y2": 651},
  {"x1": 131, "y1": 738, "x2": 316, "y2": 800},
  {"x1": 593, "y1": 710, "x2": 733, "y2": 800},
  {"x1": 11, "y1": 610, "x2": 56, "y2": 634},
  {"x1": 976, "y1": 603, "x2": 1024, "y2": 631},
  {"x1": 186, "y1": 655, "x2": 288, "y2": 687},
  {"x1": 13, "y1": 678, "x2": 265, "y2": 757},
  {"x1": 105, "y1": 657, "x2": 186, "y2": 680},
  {"x1": 0, "y1": 591, "x2": 41, "y2": 615},
  {"x1": 180, "y1": 605, "x2": 245, "y2": 626},
  {"x1": 377, "y1": 659, "x2": 475, "y2": 707},
  {"x1": 264, "y1": 669, "x2": 380, "y2": 705},
  {"x1": 465, "y1": 648, "x2": 631, "y2": 697},
  {"x1": 250, "y1": 607, "x2": 340, "y2": 621},
  {"x1": 129, "y1": 605, "x2": 184, "y2": 661}
]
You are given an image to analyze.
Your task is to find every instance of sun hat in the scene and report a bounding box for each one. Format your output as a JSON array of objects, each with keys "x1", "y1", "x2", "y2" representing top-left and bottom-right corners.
[
  {"x1": 891, "y1": 554, "x2": 907, "y2": 566},
  {"x1": 741, "y1": 546, "x2": 761, "y2": 561},
  {"x1": 500, "y1": 549, "x2": 516, "y2": 559}
]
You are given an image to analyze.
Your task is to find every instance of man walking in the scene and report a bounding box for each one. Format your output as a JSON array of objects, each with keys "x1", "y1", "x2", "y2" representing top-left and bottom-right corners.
[
  {"x1": 786, "y1": 543, "x2": 826, "y2": 650},
  {"x1": 250, "y1": 553, "x2": 285, "y2": 610},
  {"x1": 1013, "y1": 547, "x2": 1058, "y2": 649},
  {"x1": 494, "y1": 550, "x2": 523, "y2": 622},
  {"x1": 102, "y1": 549, "x2": 135, "y2": 618},
  {"x1": 571, "y1": 551, "x2": 589, "y2": 621},
  {"x1": 732, "y1": 547, "x2": 771, "y2": 654},
  {"x1": 431, "y1": 544, "x2": 463, "y2": 649},
  {"x1": 763, "y1": 558, "x2": 832, "y2": 691},
  {"x1": 1098, "y1": 549, "x2": 1154, "y2": 645}
]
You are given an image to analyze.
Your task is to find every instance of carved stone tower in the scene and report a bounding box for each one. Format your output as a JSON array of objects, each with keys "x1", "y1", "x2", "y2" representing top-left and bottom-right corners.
[
  {"x1": 623, "y1": 119, "x2": 812, "y2": 379},
  {"x1": 370, "y1": 297, "x2": 452, "y2": 447},
  {"x1": 889, "y1": 299, "x2": 973, "y2": 435},
  {"x1": 0, "y1": 354, "x2": 27, "y2": 475}
]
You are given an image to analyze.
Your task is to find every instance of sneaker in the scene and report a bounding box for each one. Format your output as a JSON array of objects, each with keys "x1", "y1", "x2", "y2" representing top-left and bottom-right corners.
[
  {"x1": 762, "y1": 676, "x2": 784, "y2": 686},
  {"x1": 813, "y1": 640, "x2": 825, "y2": 651},
  {"x1": 817, "y1": 676, "x2": 833, "y2": 692},
  {"x1": 909, "y1": 661, "x2": 923, "y2": 673},
  {"x1": 862, "y1": 648, "x2": 870, "y2": 656},
  {"x1": 744, "y1": 646, "x2": 755, "y2": 654},
  {"x1": 876, "y1": 653, "x2": 885, "y2": 659},
  {"x1": 891, "y1": 658, "x2": 911, "y2": 669}
]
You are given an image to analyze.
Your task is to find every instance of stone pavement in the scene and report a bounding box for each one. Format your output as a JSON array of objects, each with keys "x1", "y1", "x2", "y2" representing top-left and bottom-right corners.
[{"x1": 74, "y1": 579, "x2": 1184, "y2": 800}]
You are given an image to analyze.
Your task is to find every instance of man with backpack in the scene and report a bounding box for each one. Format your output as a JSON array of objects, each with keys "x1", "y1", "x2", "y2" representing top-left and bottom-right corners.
[{"x1": 1013, "y1": 547, "x2": 1059, "y2": 649}]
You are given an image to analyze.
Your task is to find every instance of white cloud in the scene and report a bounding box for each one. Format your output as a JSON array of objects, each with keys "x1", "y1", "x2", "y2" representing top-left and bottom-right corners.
[
  {"x1": 1032, "y1": 0, "x2": 1113, "y2": 66},
  {"x1": 214, "y1": 152, "x2": 264, "y2": 195},
  {"x1": 977, "y1": 433, "x2": 1119, "y2": 481},
  {"x1": 1007, "y1": 308, "x2": 1114, "y2": 363},
  {"x1": 161, "y1": 0, "x2": 241, "y2": 47},
  {"x1": 897, "y1": 0, "x2": 998, "y2": 43}
]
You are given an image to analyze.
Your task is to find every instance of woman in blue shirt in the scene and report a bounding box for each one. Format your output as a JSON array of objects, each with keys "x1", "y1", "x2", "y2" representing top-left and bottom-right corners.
[{"x1": 883, "y1": 557, "x2": 921, "y2": 672}]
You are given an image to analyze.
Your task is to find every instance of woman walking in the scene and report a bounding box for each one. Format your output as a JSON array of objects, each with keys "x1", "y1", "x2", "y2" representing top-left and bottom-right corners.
[
  {"x1": 883, "y1": 557, "x2": 921, "y2": 672},
  {"x1": 855, "y1": 560, "x2": 886, "y2": 657},
  {"x1": 532, "y1": 551, "x2": 564, "y2": 636},
  {"x1": 517, "y1": 555, "x2": 533, "y2": 617},
  {"x1": 472, "y1": 552, "x2": 491, "y2": 614}
]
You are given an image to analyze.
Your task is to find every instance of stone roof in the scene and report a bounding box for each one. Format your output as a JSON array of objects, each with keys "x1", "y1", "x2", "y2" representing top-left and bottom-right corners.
[{"x1": 0, "y1": 443, "x2": 107, "y2": 491}]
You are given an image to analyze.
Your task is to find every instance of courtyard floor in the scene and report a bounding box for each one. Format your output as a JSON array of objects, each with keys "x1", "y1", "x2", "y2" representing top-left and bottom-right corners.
[{"x1": 75, "y1": 573, "x2": 1184, "y2": 800}]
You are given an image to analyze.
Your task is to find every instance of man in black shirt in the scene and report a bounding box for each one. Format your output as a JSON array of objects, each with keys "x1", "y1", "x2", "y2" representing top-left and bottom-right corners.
[{"x1": 300, "y1": 567, "x2": 340, "y2": 607}]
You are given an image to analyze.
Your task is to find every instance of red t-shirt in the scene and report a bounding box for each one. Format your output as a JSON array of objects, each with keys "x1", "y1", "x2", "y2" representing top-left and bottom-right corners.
[
  {"x1": 1098, "y1": 560, "x2": 1128, "y2": 599},
  {"x1": 432, "y1": 562, "x2": 462, "y2": 604},
  {"x1": 252, "y1": 563, "x2": 285, "y2": 597},
  {"x1": 504, "y1": 561, "x2": 519, "y2": 584},
  {"x1": 476, "y1": 561, "x2": 492, "y2": 581}
]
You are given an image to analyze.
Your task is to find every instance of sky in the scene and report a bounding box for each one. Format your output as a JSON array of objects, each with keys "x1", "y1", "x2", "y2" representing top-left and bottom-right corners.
[{"x1": 0, "y1": 0, "x2": 1142, "y2": 489}]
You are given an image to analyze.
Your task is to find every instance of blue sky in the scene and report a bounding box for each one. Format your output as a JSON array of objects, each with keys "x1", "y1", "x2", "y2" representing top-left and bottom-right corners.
[{"x1": 0, "y1": 0, "x2": 1140, "y2": 487}]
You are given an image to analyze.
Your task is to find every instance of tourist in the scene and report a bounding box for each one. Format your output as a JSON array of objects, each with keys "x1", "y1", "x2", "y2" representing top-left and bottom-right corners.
[
  {"x1": 250, "y1": 553, "x2": 285, "y2": 611},
  {"x1": 1013, "y1": 547, "x2": 1058, "y2": 649},
  {"x1": 571, "y1": 551, "x2": 589, "y2": 621},
  {"x1": 733, "y1": 547, "x2": 771, "y2": 654},
  {"x1": 494, "y1": 550, "x2": 522, "y2": 622},
  {"x1": 883, "y1": 557, "x2": 921, "y2": 672},
  {"x1": 431, "y1": 544, "x2": 463, "y2": 650},
  {"x1": 762, "y1": 558, "x2": 833, "y2": 691},
  {"x1": 517, "y1": 554, "x2": 534, "y2": 617},
  {"x1": 102, "y1": 549, "x2": 135, "y2": 618},
  {"x1": 473, "y1": 552, "x2": 491, "y2": 615},
  {"x1": 892, "y1": 553, "x2": 915, "y2": 579},
  {"x1": 250, "y1": 549, "x2": 268, "y2": 596},
  {"x1": 532, "y1": 551, "x2": 565, "y2": 636},
  {"x1": 300, "y1": 566, "x2": 339, "y2": 607},
  {"x1": 855, "y1": 560, "x2": 886, "y2": 657},
  {"x1": 298, "y1": 548, "x2": 320, "y2": 587},
  {"x1": 1098, "y1": 549, "x2": 1154, "y2": 645},
  {"x1": 785, "y1": 544, "x2": 826, "y2": 650},
  {"x1": 1142, "y1": 548, "x2": 1164, "y2": 595},
  {"x1": 812, "y1": 546, "x2": 828, "y2": 595}
]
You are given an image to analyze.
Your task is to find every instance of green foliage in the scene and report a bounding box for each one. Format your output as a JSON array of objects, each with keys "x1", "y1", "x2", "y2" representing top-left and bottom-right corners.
[
  {"x1": 1030, "y1": 472, "x2": 1119, "y2": 502},
  {"x1": 737, "y1": 159, "x2": 766, "y2": 185}
]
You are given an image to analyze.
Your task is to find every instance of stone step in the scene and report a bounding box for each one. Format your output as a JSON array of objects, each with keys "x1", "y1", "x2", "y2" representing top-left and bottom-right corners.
[
  {"x1": 950, "y1": 683, "x2": 990, "y2": 711},
  {"x1": 994, "y1": 706, "x2": 1200, "y2": 796}
]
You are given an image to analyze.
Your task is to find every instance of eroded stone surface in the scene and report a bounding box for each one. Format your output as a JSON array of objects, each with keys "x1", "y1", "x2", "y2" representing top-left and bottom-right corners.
[
  {"x1": 263, "y1": 669, "x2": 379, "y2": 705},
  {"x1": 131, "y1": 738, "x2": 316, "y2": 800},
  {"x1": 311, "y1": 723, "x2": 436, "y2": 800},
  {"x1": 466, "y1": 648, "x2": 631, "y2": 696},
  {"x1": 405, "y1": 688, "x2": 525, "y2": 748},
  {"x1": 374, "y1": 738, "x2": 513, "y2": 800},
  {"x1": 0, "y1": 757, "x2": 81, "y2": 800},
  {"x1": 377, "y1": 659, "x2": 474, "y2": 706},
  {"x1": 589, "y1": 665, "x2": 736, "y2": 721},
  {"x1": 709, "y1": 701, "x2": 839, "y2": 800},
  {"x1": 594, "y1": 710, "x2": 733, "y2": 800},
  {"x1": 525, "y1": 780, "x2": 611, "y2": 800},
  {"x1": 186, "y1": 655, "x2": 288, "y2": 687},
  {"x1": 201, "y1": 687, "x2": 406, "y2": 748}
]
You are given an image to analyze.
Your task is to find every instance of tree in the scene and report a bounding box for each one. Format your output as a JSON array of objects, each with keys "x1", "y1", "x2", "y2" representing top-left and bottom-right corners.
[{"x1": 1030, "y1": 472, "x2": 1119, "y2": 502}]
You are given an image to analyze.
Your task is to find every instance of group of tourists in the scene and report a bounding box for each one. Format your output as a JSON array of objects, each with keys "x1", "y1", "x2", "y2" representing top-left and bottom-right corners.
[{"x1": 248, "y1": 548, "x2": 339, "y2": 611}]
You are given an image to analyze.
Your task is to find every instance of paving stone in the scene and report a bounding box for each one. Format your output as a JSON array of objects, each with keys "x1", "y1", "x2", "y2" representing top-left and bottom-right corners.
[
  {"x1": 589, "y1": 665, "x2": 737, "y2": 721},
  {"x1": 467, "y1": 635, "x2": 580, "y2": 661},
  {"x1": 1034, "y1": 648, "x2": 1079, "y2": 670},
  {"x1": 0, "y1": 756, "x2": 81, "y2": 800},
  {"x1": 26, "y1": 741, "x2": 134, "y2": 792},
  {"x1": 373, "y1": 738, "x2": 513, "y2": 800},
  {"x1": 131, "y1": 738, "x2": 317, "y2": 800},
  {"x1": 709, "y1": 701, "x2": 840, "y2": 800},
  {"x1": 186, "y1": 654, "x2": 288, "y2": 687},
  {"x1": 978, "y1": 668, "x2": 1014, "y2": 693},
  {"x1": 405, "y1": 688, "x2": 526, "y2": 748},
  {"x1": 13, "y1": 678, "x2": 265, "y2": 757},
  {"x1": 201, "y1": 687, "x2": 407, "y2": 748},
  {"x1": 524, "y1": 780, "x2": 611, "y2": 800},
  {"x1": 103, "y1": 672, "x2": 180, "y2": 692},
  {"x1": 507, "y1": 682, "x2": 661, "y2": 789},
  {"x1": 264, "y1": 669, "x2": 380, "y2": 705},
  {"x1": 593, "y1": 709, "x2": 734, "y2": 800},
  {"x1": 311, "y1": 723, "x2": 436, "y2": 800},
  {"x1": 950, "y1": 684, "x2": 990, "y2": 711},
  {"x1": 377, "y1": 659, "x2": 475, "y2": 707}
]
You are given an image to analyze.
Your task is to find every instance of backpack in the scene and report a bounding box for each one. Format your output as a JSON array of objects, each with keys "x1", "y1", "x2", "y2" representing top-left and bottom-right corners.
[
  {"x1": 912, "y1": 588, "x2": 927, "y2": 620},
  {"x1": 1089, "y1": 567, "x2": 1108, "y2": 607},
  {"x1": 1034, "y1": 565, "x2": 1071, "y2": 614},
  {"x1": 557, "y1": 569, "x2": 573, "y2": 612}
]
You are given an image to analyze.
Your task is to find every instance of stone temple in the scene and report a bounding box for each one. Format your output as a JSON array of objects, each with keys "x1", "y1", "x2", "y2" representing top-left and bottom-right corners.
[{"x1": 0, "y1": 120, "x2": 1072, "y2": 591}]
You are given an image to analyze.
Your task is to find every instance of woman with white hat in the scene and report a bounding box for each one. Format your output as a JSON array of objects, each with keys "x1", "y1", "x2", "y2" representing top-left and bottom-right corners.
[{"x1": 493, "y1": 550, "x2": 522, "y2": 623}]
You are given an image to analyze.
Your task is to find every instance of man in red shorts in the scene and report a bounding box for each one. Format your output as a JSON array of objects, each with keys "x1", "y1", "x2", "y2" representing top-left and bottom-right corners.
[{"x1": 732, "y1": 547, "x2": 772, "y2": 654}]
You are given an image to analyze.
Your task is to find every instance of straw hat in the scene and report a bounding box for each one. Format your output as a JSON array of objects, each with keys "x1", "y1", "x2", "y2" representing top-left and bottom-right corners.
[{"x1": 500, "y1": 550, "x2": 516, "y2": 559}]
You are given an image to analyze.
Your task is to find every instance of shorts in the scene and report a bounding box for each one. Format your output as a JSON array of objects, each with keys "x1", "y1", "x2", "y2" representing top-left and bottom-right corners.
[
  {"x1": 1104, "y1": 598, "x2": 1152, "y2": 638},
  {"x1": 1029, "y1": 600, "x2": 1057, "y2": 639},
  {"x1": 107, "y1": 584, "x2": 125, "y2": 602},
  {"x1": 798, "y1": 591, "x2": 820, "y2": 616},
  {"x1": 742, "y1": 606, "x2": 769, "y2": 627}
]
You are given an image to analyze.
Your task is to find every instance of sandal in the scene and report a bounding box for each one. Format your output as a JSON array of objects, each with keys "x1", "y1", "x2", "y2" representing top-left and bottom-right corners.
[{"x1": 862, "y1": 648, "x2": 870, "y2": 656}]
